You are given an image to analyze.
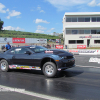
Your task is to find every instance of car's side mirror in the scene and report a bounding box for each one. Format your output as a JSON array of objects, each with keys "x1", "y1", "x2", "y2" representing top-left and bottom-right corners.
[{"x1": 24, "y1": 51, "x2": 31, "y2": 55}]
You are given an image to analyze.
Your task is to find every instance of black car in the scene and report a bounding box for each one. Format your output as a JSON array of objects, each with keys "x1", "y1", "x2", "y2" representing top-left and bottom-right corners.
[{"x1": 0, "y1": 46, "x2": 75, "y2": 77}]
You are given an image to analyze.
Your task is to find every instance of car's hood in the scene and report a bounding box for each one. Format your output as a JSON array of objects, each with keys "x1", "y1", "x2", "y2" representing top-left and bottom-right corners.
[{"x1": 45, "y1": 49, "x2": 73, "y2": 57}]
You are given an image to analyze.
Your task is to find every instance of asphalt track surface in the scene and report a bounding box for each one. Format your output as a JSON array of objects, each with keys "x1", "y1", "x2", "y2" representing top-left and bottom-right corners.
[{"x1": 0, "y1": 55, "x2": 100, "y2": 100}]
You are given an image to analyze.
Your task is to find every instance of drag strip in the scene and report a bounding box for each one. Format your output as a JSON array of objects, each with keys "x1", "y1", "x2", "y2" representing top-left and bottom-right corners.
[
  {"x1": 75, "y1": 55, "x2": 100, "y2": 67},
  {"x1": 0, "y1": 66, "x2": 100, "y2": 100},
  {"x1": 0, "y1": 55, "x2": 100, "y2": 100}
]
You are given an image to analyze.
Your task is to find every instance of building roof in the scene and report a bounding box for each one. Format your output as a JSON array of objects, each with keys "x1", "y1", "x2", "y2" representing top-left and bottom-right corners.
[{"x1": 64, "y1": 12, "x2": 100, "y2": 16}]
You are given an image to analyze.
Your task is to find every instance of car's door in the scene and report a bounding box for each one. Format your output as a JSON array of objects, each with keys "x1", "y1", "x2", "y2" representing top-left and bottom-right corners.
[{"x1": 12, "y1": 48, "x2": 35, "y2": 66}]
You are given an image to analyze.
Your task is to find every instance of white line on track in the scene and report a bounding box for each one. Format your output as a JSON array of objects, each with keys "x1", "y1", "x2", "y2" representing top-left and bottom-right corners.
[
  {"x1": 0, "y1": 85, "x2": 67, "y2": 100},
  {"x1": 76, "y1": 65, "x2": 100, "y2": 69}
]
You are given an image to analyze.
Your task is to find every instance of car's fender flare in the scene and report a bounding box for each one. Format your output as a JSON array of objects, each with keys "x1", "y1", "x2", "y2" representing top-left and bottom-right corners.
[{"x1": 40, "y1": 57, "x2": 58, "y2": 69}]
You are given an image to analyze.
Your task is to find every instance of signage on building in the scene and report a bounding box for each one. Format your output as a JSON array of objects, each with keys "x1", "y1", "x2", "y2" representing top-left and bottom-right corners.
[
  {"x1": 56, "y1": 45, "x2": 63, "y2": 49},
  {"x1": 12, "y1": 38, "x2": 25, "y2": 43},
  {"x1": 77, "y1": 45, "x2": 86, "y2": 49},
  {"x1": 79, "y1": 36, "x2": 100, "y2": 38}
]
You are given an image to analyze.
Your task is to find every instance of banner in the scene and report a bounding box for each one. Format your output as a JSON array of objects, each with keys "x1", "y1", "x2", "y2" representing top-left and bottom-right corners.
[
  {"x1": 77, "y1": 45, "x2": 86, "y2": 49},
  {"x1": 12, "y1": 38, "x2": 25, "y2": 43},
  {"x1": 56, "y1": 45, "x2": 63, "y2": 49}
]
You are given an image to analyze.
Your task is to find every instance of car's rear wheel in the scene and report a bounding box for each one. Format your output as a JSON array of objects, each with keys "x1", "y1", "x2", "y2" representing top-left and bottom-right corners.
[
  {"x1": 42, "y1": 62, "x2": 57, "y2": 78},
  {"x1": 0, "y1": 59, "x2": 9, "y2": 72}
]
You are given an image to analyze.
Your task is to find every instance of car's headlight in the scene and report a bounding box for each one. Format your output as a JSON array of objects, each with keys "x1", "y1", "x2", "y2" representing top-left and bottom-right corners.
[{"x1": 60, "y1": 56, "x2": 67, "y2": 59}]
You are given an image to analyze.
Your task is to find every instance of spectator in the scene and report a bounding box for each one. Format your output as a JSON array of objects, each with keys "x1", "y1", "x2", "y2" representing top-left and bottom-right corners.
[
  {"x1": 17, "y1": 45, "x2": 20, "y2": 47},
  {"x1": 65, "y1": 45, "x2": 67, "y2": 49},
  {"x1": 1, "y1": 45, "x2": 5, "y2": 50},
  {"x1": 55, "y1": 45, "x2": 56, "y2": 48},
  {"x1": 5, "y1": 42, "x2": 11, "y2": 50}
]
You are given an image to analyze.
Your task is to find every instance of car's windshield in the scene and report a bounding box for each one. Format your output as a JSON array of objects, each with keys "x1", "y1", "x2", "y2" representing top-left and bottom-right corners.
[{"x1": 29, "y1": 46, "x2": 47, "y2": 53}]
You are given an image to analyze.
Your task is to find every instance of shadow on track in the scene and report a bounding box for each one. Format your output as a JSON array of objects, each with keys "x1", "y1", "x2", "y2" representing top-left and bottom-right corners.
[
  {"x1": 10, "y1": 69, "x2": 43, "y2": 75},
  {"x1": 7, "y1": 69, "x2": 84, "y2": 78},
  {"x1": 56, "y1": 70, "x2": 84, "y2": 78}
]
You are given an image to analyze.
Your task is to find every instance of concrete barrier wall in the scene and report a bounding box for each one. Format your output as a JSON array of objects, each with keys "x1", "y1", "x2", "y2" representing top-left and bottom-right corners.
[{"x1": 63, "y1": 49, "x2": 100, "y2": 55}]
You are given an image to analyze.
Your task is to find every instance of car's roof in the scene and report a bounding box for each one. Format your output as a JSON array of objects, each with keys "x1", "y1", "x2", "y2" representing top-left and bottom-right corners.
[
  {"x1": 13, "y1": 45, "x2": 45, "y2": 49},
  {"x1": 14, "y1": 45, "x2": 35, "y2": 48},
  {"x1": 4, "y1": 45, "x2": 48, "y2": 54}
]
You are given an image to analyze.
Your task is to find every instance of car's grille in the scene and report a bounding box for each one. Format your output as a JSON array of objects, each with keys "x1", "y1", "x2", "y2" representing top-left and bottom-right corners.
[
  {"x1": 64, "y1": 56, "x2": 73, "y2": 59},
  {"x1": 63, "y1": 60, "x2": 75, "y2": 67},
  {"x1": 67, "y1": 56, "x2": 73, "y2": 59}
]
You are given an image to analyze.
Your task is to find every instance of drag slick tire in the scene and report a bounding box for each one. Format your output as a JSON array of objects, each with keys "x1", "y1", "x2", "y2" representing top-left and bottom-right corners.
[
  {"x1": 0, "y1": 59, "x2": 9, "y2": 72},
  {"x1": 42, "y1": 62, "x2": 57, "y2": 78}
]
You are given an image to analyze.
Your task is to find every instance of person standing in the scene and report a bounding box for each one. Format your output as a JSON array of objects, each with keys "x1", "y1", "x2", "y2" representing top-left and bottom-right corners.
[{"x1": 5, "y1": 42, "x2": 11, "y2": 50}]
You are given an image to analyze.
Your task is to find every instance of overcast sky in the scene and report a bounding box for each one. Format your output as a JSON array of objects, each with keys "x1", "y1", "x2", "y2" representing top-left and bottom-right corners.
[{"x1": 1, "y1": 0, "x2": 100, "y2": 35}]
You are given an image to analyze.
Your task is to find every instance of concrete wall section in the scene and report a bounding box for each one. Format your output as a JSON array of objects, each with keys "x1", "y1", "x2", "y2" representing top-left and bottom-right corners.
[{"x1": 0, "y1": 38, "x2": 12, "y2": 43}]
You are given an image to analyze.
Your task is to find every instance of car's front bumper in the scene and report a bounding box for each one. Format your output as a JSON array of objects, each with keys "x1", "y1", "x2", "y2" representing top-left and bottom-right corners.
[
  {"x1": 58, "y1": 64, "x2": 75, "y2": 71},
  {"x1": 56, "y1": 58, "x2": 75, "y2": 71}
]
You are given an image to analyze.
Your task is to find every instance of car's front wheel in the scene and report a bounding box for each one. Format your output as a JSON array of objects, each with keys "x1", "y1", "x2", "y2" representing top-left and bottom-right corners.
[
  {"x1": 42, "y1": 62, "x2": 57, "y2": 78},
  {"x1": 0, "y1": 59, "x2": 9, "y2": 72}
]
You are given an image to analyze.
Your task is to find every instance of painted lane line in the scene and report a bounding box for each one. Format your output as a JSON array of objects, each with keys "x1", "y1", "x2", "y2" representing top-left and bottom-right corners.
[
  {"x1": 89, "y1": 57, "x2": 100, "y2": 64},
  {"x1": 0, "y1": 85, "x2": 67, "y2": 100},
  {"x1": 76, "y1": 65, "x2": 100, "y2": 69}
]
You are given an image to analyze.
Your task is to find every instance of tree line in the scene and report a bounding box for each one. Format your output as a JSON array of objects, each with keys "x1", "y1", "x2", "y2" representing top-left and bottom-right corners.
[{"x1": 0, "y1": 30, "x2": 59, "y2": 39}]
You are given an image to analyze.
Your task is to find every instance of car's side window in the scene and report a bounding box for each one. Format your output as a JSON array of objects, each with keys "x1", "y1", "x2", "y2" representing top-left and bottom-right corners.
[
  {"x1": 15, "y1": 48, "x2": 28, "y2": 54},
  {"x1": 9, "y1": 49, "x2": 15, "y2": 54}
]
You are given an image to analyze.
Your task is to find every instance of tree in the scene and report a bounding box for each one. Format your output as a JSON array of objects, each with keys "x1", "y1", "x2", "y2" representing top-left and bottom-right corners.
[{"x1": 0, "y1": 19, "x2": 4, "y2": 31}]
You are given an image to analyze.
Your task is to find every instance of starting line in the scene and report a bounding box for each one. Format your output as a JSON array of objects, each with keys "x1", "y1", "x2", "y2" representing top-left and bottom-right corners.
[{"x1": 76, "y1": 65, "x2": 100, "y2": 69}]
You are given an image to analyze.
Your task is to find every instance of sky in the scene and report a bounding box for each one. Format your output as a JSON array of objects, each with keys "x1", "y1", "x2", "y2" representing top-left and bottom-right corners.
[{"x1": 1, "y1": 0, "x2": 100, "y2": 35}]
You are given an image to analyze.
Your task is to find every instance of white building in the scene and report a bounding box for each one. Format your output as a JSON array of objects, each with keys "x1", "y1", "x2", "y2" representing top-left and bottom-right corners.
[{"x1": 63, "y1": 12, "x2": 100, "y2": 48}]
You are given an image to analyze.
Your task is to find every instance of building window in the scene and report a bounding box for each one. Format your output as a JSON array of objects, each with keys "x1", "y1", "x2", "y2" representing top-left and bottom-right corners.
[
  {"x1": 66, "y1": 18, "x2": 71, "y2": 22},
  {"x1": 65, "y1": 17, "x2": 100, "y2": 22},
  {"x1": 85, "y1": 18, "x2": 90, "y2": 22},
  {"x1": 69, "y1": 40, "x2": 76, "y2": 44},
  {"x1": 92, "y1": 17, "x2": 96, "y2": 22},
  {"x1": 78, "y1": 18, "x2": 84, "y2": 22},
  {"x1": 77, "y1": 40, "x2": 84, "y2": 44},
  {"x1": 97, "y1": 17, "x2": 100, "y2": 22},
  {"x1": 78, "y1": 30, "x2": 84, "y2": 34},
  {"x1": 94, "y1": 40, "x2": 100, "y2": 44},
  {"x1": 84, "y1": 30, "x2": 90, "y2": 34},
  {"x1": 97, "y1": 30, "x2": 100, "y2": 34},
  {"x1": 91, "y1": 30, "x2": 96, "y2": 34},
  {"x1": 69, "y1": 40, "x2": 84, "y2": 44},
  {"x1": 72, "y1": 30, "x2": 78, "y2": 34},
  {"x1": 66, "y1": 29, "x2": 100, "y2": 34},
  {"x1": 72, "y1": 18, "x2": 77, "y2": 22},
  {"x1": 66, "y1": 30, "x2": 71, "y2": 34}
]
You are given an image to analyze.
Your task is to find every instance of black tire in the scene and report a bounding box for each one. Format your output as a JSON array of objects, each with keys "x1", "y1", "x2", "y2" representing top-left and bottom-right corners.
[
  {"x1": 42, "y1": 62, "x2": 57, "y2": 78},
  {"x1": 0, "y1": 59, "x2": 9, "y2": 72}
]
